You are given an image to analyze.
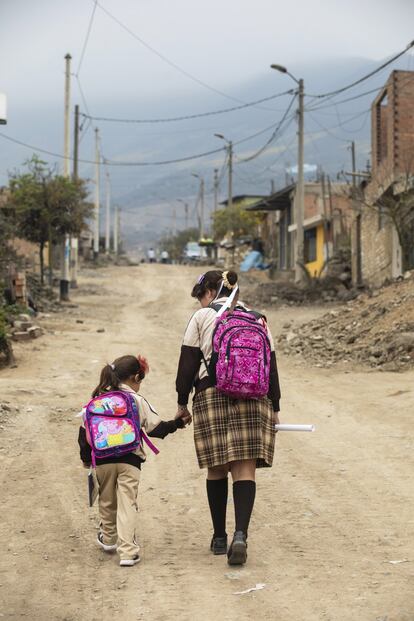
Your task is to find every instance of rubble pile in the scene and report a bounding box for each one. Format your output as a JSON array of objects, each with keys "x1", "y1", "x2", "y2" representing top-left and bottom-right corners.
[
  {"x1": 11, "y1": 313, "x2": 43, "y2": 342},
  {"x1": 26, "y1": 273, "x2": 60, "y2": 312},
  {"x1": 245, "y1": 276, "x2": 358, "y2": 307},
  {"x1": 277, "y1": 274, "x2": 414, "y2": 371}
]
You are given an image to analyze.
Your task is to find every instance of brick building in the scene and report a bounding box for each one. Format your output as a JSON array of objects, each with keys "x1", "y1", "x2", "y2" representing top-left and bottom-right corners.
[
  {"x1": 248, "y1": 181, "x2": 352, "y2": 277},
  {"x1": 354, "y1": 70, "x2": 414, "y2": 286}
]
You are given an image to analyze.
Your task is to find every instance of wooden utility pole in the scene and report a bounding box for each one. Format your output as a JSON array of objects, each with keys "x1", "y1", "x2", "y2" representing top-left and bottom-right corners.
[
  {"x1": 60, "y1": 53, "x2": 72, "y2": 301},
  {"x1": 295, "y1": 78, "x2": 305, "y2": 283},
  {"x1": 94, "y1": 128, "x2": 100, "y2": 259},
  {"x1": 113, "y1": 205, "x2": 119, "y2": 255},
  {"x1": 321, "y1": 172, "x2": 330, "y2": 264},
  {"x1": 71, "y1": 103, "x2": 80, "y2": 288},
  {"x1": 213, "y1": 168, "x2": 219, "y2": 213},
  {"x1": 351, "y1": 141, "x2": 363, "y2": 286},
  {"x1": 105, "y1": 172, "x2": 111, "y2": 254}
]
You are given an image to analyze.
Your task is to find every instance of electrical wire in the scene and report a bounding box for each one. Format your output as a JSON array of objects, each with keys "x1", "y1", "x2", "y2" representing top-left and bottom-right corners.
[
  {"x1": 80, "y1": 90, "x2": 294, "y2": 124},
  {"x1": 237, "y1": 95, "x2": 297, "y2": 163},
  {"x1": 76, "y1": 0, "x2": 98, "y2": 76},
  {"x1": 306, "y1": 39, "x2": 414, "y2": 100},
  {"x1": 93, "y1": 0, "x2": 283, "y2": 111},
  {"x1": 0, "y1": 112, "x2": 291, "y2": 167}
]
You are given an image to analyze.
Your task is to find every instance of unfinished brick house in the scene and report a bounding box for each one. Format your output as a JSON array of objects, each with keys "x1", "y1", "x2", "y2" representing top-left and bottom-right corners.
[
  {"x1": 354, "y1": 70, "x2": 414, "y2": 286},
  {"x1": 248, "y1": 181, "x2": 352, "y2": 278}
]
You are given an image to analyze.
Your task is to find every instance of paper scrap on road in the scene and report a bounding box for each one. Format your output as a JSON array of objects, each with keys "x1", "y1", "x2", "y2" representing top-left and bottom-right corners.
[
  {"x1": 275, "y1": 424, "x2": 315, "y2": 432},
  {"x1": 386, "y1": 559, "x2": 409, "y2": 565},
  {"x1": 234, "y1": 583, "x2": 266, "y2": 595}
]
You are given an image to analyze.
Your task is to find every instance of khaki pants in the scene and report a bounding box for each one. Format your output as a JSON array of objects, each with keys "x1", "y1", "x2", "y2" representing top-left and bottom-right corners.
[{"x1": 96, "y1": 463, "x2": 140, "y2": 560}]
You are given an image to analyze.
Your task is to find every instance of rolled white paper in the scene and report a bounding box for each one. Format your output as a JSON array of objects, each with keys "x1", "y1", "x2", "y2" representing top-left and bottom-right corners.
[{"x1": 275, "y1": 424, "x2": 315, "y2": 432}]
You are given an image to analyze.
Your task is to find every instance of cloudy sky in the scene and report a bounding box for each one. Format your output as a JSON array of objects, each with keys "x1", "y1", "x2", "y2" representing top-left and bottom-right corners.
[{"x1": 1, "y1": 0, "x2": 414, "y2": 198}]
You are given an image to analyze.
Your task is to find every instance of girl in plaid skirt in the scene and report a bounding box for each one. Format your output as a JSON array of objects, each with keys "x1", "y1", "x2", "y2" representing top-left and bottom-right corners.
[{"x1": 175, "y1": 270, "x2": 281, "y2": 565}]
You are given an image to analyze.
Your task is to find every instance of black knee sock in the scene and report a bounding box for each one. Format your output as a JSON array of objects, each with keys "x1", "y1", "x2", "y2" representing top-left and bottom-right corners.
[
  {"x1": 233, "y1": 480, "x2": 256, "y2": 536},
  {"x1": 206, "y1": 478, "x2": 228, "y2": 538}
]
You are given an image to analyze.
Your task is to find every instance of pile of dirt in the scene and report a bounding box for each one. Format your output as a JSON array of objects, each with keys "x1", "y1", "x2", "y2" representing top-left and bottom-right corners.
[
  {"x1": 26, "y1": 273, "x2": 61, "y2": 312},
  {"x1": 277, "y1": 273, "x2": 414, "y2": 371},
  {"x1": 244, "y1": 276, "x2": 357, "y2": 307}
]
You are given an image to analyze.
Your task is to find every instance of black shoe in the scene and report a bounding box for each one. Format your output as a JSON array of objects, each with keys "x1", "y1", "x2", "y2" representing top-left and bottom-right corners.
[
  {"x1": 210, "y1": 535, "x2": 228, "y2": 555},
  {"x1": 227, "y1": 531, "x2": 247, "y2": 565}
]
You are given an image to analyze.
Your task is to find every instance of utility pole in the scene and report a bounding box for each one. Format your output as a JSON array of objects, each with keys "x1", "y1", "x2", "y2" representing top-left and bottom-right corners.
[
  {"x1": 271, "y1": 64, "x2": 305, "y2": 282},
  {"x1": 200, "y1": 177, "x2": 205, "y2": 238},
  {"x1": 228, "y1": 141, "x2": 233, "y2": 209},
  {"x1": 173, "y1": 208, "x2": 177, "y2": 236},
  {"x1": 351, "y1": 141, "x2": 362, "y2": 286},
  {"x1": 105, "y1": 172, "x2": 111, "y2": 254},
  {"x1": 94, "y1": 128, "x2": 100, "y2": 260},
  {"x1": 71, "y1": 103, "x2": 80, "y2": 289},
  {"x1": 60, "y1": 53, "x2": 72, "y2": 301},
  {"x1": 295, "y1": 78, "x2": 305, "y2": 283},
  {"x1": 113, "y1": 205, "x2": 119, "y2": 256},
  {"x1": 320, "y1": 172, "x2": 330, "y2": 264},
  {"x1": 185, "y1": 203, "x2": 189, "y2": 229},
  {"x1": 213, "y1": 168, "x2": 219, "y2": 213}
]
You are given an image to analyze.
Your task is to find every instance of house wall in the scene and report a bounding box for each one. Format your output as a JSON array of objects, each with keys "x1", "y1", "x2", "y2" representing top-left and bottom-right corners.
[
  {"x1": 358, "y1": 70, "x2": 414, "y2": 286},
  {"x1": 360, "y1": 207, "x2": 394, "y2": 286},
  {"x1": 305, "y1": 223, "x2": 325, "y2": 277}
]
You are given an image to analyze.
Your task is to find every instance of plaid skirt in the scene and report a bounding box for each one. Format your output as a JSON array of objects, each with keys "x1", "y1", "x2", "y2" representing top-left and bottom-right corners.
[{"x1": 192, "y1": 387, "x2": 276, "y2": 469}]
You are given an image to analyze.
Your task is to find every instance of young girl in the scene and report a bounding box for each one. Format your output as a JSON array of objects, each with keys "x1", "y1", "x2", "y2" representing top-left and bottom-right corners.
[
  {"x1": 175, "y1": 270, "x2": 280, "y2": 565},
  {"x1": 78, "y1": 354, "x2": 190, "y2": 567}
]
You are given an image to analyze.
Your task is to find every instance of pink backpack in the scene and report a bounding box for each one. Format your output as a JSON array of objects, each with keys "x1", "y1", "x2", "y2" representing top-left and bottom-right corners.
[
  {"x1": 208, "y1": 305, "x2": 271, "y2": 400},
  {"x1": 84, "y1": 391, "x2": 159, "y2": 468}
]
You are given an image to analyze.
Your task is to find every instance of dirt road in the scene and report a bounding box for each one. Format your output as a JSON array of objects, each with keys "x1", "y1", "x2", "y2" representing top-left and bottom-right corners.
[{"x1": 0, "y1": 264, "x2": 413, "y2": 621}]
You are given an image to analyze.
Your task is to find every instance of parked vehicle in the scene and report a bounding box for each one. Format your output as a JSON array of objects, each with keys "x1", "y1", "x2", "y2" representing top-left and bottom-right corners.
[{"x1": 182, "y1": 241, "x2": 206, "y2": 263}]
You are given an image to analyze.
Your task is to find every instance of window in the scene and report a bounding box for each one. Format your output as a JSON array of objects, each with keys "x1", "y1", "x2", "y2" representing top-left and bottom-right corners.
[{"x1": 304, "y1": 227, "x2": 317, "y2": 263}]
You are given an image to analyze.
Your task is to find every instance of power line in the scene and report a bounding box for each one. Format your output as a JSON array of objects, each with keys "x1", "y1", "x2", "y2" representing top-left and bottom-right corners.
[
  {"x1": 237, "y1": 95, "x2": 297, "y2": 163},
  {"x1": 76, "y1": 0, "x2": 98, "y2": 75},
  {"x1": 306, "y1": 40, "x2": 414, "y2": 100},
  {"x1": 80, "y1": 89, "x2": 294, "y2": 124},
  {"x1": 0, "y1": 112, "x2": 292, "y2": 168},
  {"x1": 93, "y1": 0, "x2": 281, "y2": 111}
]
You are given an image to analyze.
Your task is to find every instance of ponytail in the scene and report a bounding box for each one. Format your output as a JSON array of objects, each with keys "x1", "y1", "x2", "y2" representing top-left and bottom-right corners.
[
  {"x1": 92, "y1": 364, "x2": 121, "y2": 397},
  {"x1": 92, "y1": 355, "x2": 143, "y2": 397}
]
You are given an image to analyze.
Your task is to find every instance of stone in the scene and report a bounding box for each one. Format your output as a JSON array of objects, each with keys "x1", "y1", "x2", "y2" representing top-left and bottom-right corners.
[
  {"x1": 18, "y1": 313, "x2": 31, "y2": 322},
  {"x1": 27, "y1": 326, "x2": 42, "y2": 339},
  {"x1": 97, "y1": 328, "x2": 105, "y2": 333},
  {"x1": 12, "y1": 331, "x2": 31, "y2": 342}
]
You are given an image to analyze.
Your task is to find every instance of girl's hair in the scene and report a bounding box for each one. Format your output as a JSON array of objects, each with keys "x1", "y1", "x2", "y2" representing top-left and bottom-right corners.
[
  {"x1": 191, "y1": 270, "x2": 238, "y2": 300},
  {"x1": 92, "y1": 355, "x2": 144, "y2": 397}
]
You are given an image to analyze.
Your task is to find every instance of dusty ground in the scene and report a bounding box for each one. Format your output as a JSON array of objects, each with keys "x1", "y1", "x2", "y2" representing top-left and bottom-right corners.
[{"x1": 0, "y1": 264, "x2": 413, "y2": 621}]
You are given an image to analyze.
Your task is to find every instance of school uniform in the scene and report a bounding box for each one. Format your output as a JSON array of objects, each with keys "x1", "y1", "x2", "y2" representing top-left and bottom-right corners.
[
  {"x1": 78, "y1": 384, "x2": 183, "y2": 560},
  {"x1": 176, "y1": 299, "x2": 281, "y2": 469}
]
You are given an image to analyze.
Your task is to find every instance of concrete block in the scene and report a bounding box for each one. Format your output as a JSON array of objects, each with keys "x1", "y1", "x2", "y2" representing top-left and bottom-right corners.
[{"x1": 12, "y1": 331, "x2": 31, "y2": 342}]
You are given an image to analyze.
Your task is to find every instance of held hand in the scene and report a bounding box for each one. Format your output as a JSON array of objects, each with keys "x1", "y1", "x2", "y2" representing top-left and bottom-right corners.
[
  {"x1": 274, "y1": 411, "x2": 280, "y2": 430},
  {"x1": 176, "y1": 406, "x2": 192, "y2": 426}
]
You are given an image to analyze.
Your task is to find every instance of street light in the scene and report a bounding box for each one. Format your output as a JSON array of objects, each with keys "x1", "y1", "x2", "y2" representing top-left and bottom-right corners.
[
  {"x1": 191, "y1": 173, "x2": 205, "y2": 239},
  {"x1": 271, "y1": 63, "x2": 305, "y2": 283},
  {"x1": 214, "y1": 133, "x2": 233, "y2": 209}
]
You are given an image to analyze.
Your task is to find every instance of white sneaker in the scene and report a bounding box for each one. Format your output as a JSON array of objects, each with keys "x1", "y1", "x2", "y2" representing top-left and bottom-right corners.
[
  {"x1": 97, "y1": 532, "x2": 117, "y2": 552},
  {"x1": 119, "y1": 555, "x2": 141, "y2": 567}
]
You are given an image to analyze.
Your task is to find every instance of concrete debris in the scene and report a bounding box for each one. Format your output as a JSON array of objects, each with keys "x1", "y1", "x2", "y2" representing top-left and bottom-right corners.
[
  {"x1": 11, "y1": 318, "x2": 43, "y2": 342},
  {"x1": 245, "y1": 276, "x2": 359, "y2": 307},
  {"x1": 277, "y1": 276, "x2": 414, "y2": 371}
]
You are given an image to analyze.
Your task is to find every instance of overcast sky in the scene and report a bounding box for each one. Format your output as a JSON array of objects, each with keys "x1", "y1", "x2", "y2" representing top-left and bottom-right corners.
[
  {"x1": 1, "y1": 0, "x2": 414, "y2": 103},
  {"x1": 1, "y1": 0, "x2": 414, "y2": 191}
]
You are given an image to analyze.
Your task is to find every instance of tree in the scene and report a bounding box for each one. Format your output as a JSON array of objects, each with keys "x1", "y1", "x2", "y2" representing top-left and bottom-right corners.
[
  {"x1": 6, "y1": 156, "x2": 93, "y2": 284},
  {"x1": 212, "y1": 204, "x2": 261, "y2": 241}
]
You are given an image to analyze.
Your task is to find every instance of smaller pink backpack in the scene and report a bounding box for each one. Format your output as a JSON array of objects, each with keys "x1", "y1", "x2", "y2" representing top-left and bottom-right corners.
[
  {"x1": 84, "y1": 391, "x2": 159, "y2": 467},
  {"x1": 208, "y1": 305, "x2": 271, "y2": 400}
]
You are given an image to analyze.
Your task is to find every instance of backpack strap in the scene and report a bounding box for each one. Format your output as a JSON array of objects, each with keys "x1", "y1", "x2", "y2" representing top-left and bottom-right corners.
[{"x1": 141, "y1": 430, "x2": 160, "y2": 455}]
